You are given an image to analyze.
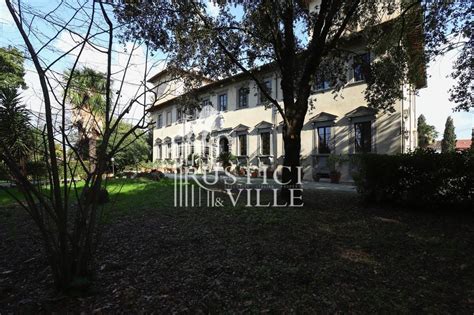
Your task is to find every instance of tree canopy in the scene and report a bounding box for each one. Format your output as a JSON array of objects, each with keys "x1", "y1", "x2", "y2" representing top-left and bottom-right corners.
[
  {"x1": 64, "y1": 67, "x2": 107, "y2": 115},
  {"x1": 441, "y1": 116, "x2": 456, "y2": 153},
  {"x1": 0, "y1": 46, "x2": 27, "y2": 90},
  {"x1": 115, "y1": 1, "x2": 471, "y2": 112},
  {"x1": 106, "y1": 121, "x2": 149, "y2": 171},
  {"x1": 0, "y1": 88, "x2": 32, "y2": 161},
  {"x1": 417, "y1": 114, "x2": 438, "y2": 148}
]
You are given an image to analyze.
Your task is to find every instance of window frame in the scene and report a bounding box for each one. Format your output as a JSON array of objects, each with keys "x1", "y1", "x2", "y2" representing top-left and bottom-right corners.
[
  {"x1": 167, "y1": 143, "x2": 172, "y2": 159},
  {"x1": 177, "y1": 141, "x2": 183, "y2": 158},
  {"x1": 354, "y1": 121, "x2": 372, "y2": 153},
  {"x1": 219, "y1": 137, "x2": 230, "y2": 154},
  {"x1": 218, "y1": 93, "x2": 228, "y2": 111},
  {"x1": 158, "y1": 144, "x2": 162, "y2": 160},
  {"x1": 317, "y1": 126, "x2": 332, "y2": 154},
  {"x1": 185, "y1": 107, "x2": 197, "y2": 121},
  {"x1": 176, "y1": 108, "x2": 182, "y2": 122},
  {"x1": 238, "y1": 133, "x2": 248, "y2": 156},
  {"x1": 260, "y1": 131, "x2": 271, "y2": 156},
  {"x1": 352, "y1": 52, "x2": 371, "y2": 82},
  {"x1": 237, "y1": 86, "x2": 249, "y2": 108},
  {"x1": 157, "y1": 114, "x2": 163, "y2": 128},
  {"x1": 259, "y1": 79, "x2": 272, "y2": 103},
  {"x1": 166, "y1": 111, "x2": 172, "y2": 126},
  {"x1": 314, "y1": 72, "x2": 332, "y2": 92},
  {"x1": 202, "y1": 98, "x2": 211, "y2": 107}
]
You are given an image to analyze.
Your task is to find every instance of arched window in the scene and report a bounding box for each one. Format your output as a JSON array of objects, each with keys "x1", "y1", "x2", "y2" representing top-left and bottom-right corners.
[{"x1": 219, "y1": 137, "x2": 229, "y2": 154}]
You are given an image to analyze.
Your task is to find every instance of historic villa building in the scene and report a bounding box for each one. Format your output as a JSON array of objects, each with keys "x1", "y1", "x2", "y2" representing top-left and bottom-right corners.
[{"x1": 148, "y1": 1, "x2": 424, "y2": 181}]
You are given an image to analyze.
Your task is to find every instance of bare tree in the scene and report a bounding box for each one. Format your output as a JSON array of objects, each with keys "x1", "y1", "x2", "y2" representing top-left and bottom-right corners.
[{"x1": 0, "y1": 0, "x2": 172, "y2": 291}]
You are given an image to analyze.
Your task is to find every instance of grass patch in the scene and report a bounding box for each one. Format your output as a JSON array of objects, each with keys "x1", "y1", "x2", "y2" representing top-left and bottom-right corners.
[
  {"x1": 102, "y1": 178, "x2": 175, "y2": 220},
  {"x1": 0, "y1": 178, "x2": 177, "y2": 220}
]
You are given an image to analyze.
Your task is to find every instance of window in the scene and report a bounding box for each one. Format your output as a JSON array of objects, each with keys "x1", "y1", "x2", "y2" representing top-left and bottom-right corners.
[
  {"x1": 218, "y1": 93, "x2": 228, "y2": 111},
  {"x1": 157, "y1": 114, "x2": 163, "y2": 128},
  {"x1": 158, "y1": 144, "x2": 162, "y2": 159},
  {"x1": 238, "y1": 134, "x2": 247, "y2": 156},
  {"x1": 177, "y1": 108, "x2": 182, "y2": 122},
  {"x1": 177, "y1": 142, "x2": 183, "y2": 158},
  {"x1": 202, "y1": 98, "x2": 211, "y2": 107},
  {"x1": 317, "y1": 126, "x2": 331, "y2": 154},
  {"x1": 187, "y1": 108, "x2": 196, "y2": 121},
  {"x1": 260, "y1": 79, "x2": 272, "y2": 103},
  {"x1": 314, "y1": 73, "x2": 332, "y2": 91},
  {"x1": 219, "y1": 137, "x2": 229, "y2": 154},
  {"x1": 315, "y1": 80, "x2": 331, "y2": 91},
  {"x1": 204, "y1": 135, "x2": 210, "y2": 158},
  {"x1": 260, "y1": 132, "x2": 271, "y2": 155},
  {"x1": 167, "y1": 143, "x2": 172, "y2": 159},
  {"x1": 238, "y1": 87, "x2": 249, "y2": 108},
  {"x1": 354, "y1": 121, "x2": 372, "y2": 153},
  {"x1": 166, "y1": 111, "x2": 172, "y2": 126},
  {"x1": 353, "y1": 52, "x2": 370, "y2": 82}
]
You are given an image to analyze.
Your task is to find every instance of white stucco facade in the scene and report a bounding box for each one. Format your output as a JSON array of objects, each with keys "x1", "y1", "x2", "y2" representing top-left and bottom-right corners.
[{"x1": 148, "y1": 63, "x2": 418, "y2": 181}]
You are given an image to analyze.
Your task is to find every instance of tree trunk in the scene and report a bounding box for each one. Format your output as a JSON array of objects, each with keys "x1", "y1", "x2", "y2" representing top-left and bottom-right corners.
[
  {"x1": 89, "y1": 136, "x2": 97, "y2": 172},
  {"x1": 280, "y1": 126, "x2": 303, "y2": 205}
]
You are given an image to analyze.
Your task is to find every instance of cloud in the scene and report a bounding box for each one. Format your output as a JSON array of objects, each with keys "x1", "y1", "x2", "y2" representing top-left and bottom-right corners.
[
  {"x1": 0, "y1": 1, "x2": 14, "y2": 26},
  {"x1": 53, "y1": 31, "x2": 165, "y2": 122},
  {"x1": 55, "y1": 31, "x2": 109, "y2": 73},
  {"x1": 20, "y1": 30, "x2": 167, "y2": 129}
]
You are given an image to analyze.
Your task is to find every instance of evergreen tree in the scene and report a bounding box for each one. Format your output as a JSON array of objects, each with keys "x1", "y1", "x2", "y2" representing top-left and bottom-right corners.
[
  {"x1": 64, "y1": 67, "x2": 107, "y2": 164},
  {"x1": 441, "y1": 116, "x2": 456, "y2": 153},
  {"x1": 104, "y1": 121, "x2": 149, "y2": 171},
  {"x1": 0, "y1": 46, "x2": 27, "y2": 90},
  {"x1": 0, "y1": 89, "x2": 32, "y2": 173},
  {"x1": 417, "y1": 114, "x2": 438, "y2": 148}
]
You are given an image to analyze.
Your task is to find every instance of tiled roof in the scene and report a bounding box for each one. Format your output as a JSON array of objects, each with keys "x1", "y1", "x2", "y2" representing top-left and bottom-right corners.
[{"x1": 456, "y1": 140, "x2": 472, "y2": 150}]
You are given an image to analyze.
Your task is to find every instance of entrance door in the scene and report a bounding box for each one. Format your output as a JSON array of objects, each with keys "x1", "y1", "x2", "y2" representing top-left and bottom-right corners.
[{"x1": 219, "y1": 137, "x2": 229, "y2": 154}]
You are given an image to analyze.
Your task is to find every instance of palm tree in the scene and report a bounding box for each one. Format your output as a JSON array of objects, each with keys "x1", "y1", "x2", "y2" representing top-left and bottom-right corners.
[
  {"x1": 0, "y1": 88, "x2": 32, "y2": 174},
  {"x1": 64, "y1": 68, "x2": 107, "y2": 167}
]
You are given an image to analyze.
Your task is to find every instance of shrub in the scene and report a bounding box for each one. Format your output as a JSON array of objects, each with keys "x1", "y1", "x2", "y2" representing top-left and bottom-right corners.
[
  {"x1": 67, "y1": 160, "x2": 90, "y2": 180},
  {"x1": 217, "y1": 152, "x2": 237, "y2": 169},
  {"x1": 352, "y1": 149, "x2": 474, "y2": 209},
  {"x1": 136, "y1": 170, "x2": 164, "y2": 181}
]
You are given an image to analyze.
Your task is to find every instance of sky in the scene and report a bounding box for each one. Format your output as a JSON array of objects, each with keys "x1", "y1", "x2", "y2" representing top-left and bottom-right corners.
[
  {"x1": 0, "y1": 0, "x2": 166, "y2": 126},
  {"x1": 417, "y1": 49, "x2": 473, "y2": 140},
  {"x1": 1, "y1": 1, "x2": 472, "y2": 140}
]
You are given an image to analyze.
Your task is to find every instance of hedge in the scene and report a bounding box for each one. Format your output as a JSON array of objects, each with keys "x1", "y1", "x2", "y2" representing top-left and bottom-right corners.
[{"x1": 352, "y1": 149, "x2": 474, "y2": 209}]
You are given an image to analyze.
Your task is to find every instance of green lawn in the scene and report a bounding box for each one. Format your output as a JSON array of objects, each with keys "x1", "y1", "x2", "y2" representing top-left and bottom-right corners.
[
  {"x1": 0, "y1": 178, "x2": 473, "y2": 312},
  {"x1": 0, "y1": 178, "x2": 176, "y2": 219}
]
